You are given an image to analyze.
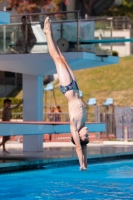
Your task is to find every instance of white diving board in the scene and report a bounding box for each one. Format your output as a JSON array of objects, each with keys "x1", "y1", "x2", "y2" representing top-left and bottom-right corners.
[
  {"x1": 79, "y1": 38, "x2": 133, "y2": 44},
  {"x1": 9, "y1": 38, "x2": 133, "y2": 48},
  {"x1": 0, "y1": 122, "x2": 106, "y2": 136}
]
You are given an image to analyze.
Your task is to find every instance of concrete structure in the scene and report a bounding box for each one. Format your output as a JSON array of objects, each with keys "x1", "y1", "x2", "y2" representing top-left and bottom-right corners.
[
  {"x1": 95, "y1": 29, "x2": 131, "y2": 57},
  {"x1": 0, "y1": 52, "x2": 119, "y2": 152},
  {"x1": 0, "y1": 122, "x2": 106, "y2": 136},
  {"x1": 0, "y1": 9, "x2": 119, "y2": 152}
]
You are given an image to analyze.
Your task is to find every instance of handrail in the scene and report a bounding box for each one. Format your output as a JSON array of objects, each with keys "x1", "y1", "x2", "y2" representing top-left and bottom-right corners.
[
  {"x1": 0, "y1": 19, "x2": 80, "y2": 26},
  {"x1": 10, "y1": 10, "x2": 80, "y2": 18},
  {"x1": 0, "y1": 18, "x2": 112, "y2": 26},
  {"x1": 82, "y1": 17, "x2": 113, "y2": 21}
]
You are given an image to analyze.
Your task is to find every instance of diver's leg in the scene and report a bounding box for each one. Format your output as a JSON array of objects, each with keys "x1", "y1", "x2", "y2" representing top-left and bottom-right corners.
[
  {"x1": 57, "y1": 46, "x2": 76, "y2": 81},
  {"x1": 0, "y1": 138, "x2": 3, "y2": 147},
  {"x1": 43, "y1": 17, "x2": 72, "y2": 86},
  {"x1": 82, "y1": 145, "x2": 88, "y2": 169},
  {"x1": 70, "y1": 125, "x2": 85, "y2": 170}
]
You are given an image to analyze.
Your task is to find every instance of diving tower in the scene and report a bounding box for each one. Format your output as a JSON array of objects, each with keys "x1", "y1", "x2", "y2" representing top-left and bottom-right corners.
[
  {"x1": 0, "y1": 53, "x2": 119, "y2": 153},
  {"x1": 0, "y1": 11, "x2": 120, "y2": 152},
  {"x1": 0, "y1": 52, "x2": 119, "y2": 76}
]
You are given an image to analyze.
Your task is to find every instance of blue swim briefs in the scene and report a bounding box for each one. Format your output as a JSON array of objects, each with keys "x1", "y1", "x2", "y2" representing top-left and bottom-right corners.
[{"x1": 60, "y1": 80, "x2": 79, "y2": 94}]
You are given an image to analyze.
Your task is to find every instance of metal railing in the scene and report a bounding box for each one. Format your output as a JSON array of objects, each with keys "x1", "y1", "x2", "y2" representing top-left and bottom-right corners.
[
  {"x1": 0, "y1": 10, "x2": 113, "y2": 55},
  {"x1": 87, "y1": 16, "x2": 132, "y2": 30},
  {"x1": 1, "y1": 104, "x2": 133, "y2": 141},
  {"x1": 44, "y1": 112, "x2": 69, "y2": 122}
]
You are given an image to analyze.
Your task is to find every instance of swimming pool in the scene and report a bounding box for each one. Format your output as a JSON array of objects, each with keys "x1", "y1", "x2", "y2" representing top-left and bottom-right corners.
[{"x1": 0, "y1": 159, "x2": 133, "y2": 200}]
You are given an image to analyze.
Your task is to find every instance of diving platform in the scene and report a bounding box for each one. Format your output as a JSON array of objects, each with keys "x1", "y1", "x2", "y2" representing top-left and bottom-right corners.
[
  {"x1": 0, "y1": 121, "x2": 106, "y2": 152},
  {"x1": 0, "y1": 52, "x2": 119, "y2": 75},
  {"x1": 0, "y1": 122, "x2": 106, "y2": 136}
]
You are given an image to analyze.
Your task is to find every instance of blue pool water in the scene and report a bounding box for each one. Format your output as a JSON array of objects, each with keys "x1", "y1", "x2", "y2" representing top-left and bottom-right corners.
[{"x1": 0, "y1": 159, "x2": 133, "y2": 200}]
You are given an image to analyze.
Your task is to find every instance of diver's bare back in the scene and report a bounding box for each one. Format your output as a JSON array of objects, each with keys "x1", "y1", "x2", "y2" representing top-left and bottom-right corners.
[{"x1": 66, "y1": 91, "x2": 86, "y2": 131}]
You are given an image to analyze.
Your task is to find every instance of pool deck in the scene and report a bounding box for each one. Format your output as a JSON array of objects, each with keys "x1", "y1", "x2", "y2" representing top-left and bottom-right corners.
[{"x1": 0, "y1": 141, "x2": 133, "y2": 172}]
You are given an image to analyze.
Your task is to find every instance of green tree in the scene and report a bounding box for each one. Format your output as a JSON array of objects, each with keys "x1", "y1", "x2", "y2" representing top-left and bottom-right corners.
[
  {"x1": 101, "y1": 0, "x2": 133, "y2": 21},
  {"x1": 7, "y1": 0, "x2": 69, "y2": 13}
]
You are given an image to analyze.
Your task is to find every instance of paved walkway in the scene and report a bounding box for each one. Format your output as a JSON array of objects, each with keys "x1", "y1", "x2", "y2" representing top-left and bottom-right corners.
[
  {"x1": 0, "y1": 141, "x2": 133, "y2": 172},
  {"x1": 0, "y1": 140, "x2": 133, "y2": 158}
]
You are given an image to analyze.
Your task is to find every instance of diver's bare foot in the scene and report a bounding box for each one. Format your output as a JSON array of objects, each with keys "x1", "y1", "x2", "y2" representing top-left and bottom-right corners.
[
  {"x1": 82, "y1": 167, "x2": 88, "y2": 171},
  {"x1": 43, "y1": 17, "x2": 51, "y2": 35},
  {"x1": 79, "y1": 167, "x2": 83, "y2": 171},
  {"x1": 79, "y1": 167, "x2": 88, "y2": 171}
]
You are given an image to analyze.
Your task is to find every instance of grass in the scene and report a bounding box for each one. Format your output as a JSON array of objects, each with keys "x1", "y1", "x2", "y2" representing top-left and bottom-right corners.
[{"x1": 11, "y1": 55, "x2": 133, "y2": 107}]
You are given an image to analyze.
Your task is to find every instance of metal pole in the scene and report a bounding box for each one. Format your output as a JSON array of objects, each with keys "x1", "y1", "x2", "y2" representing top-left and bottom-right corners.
[
  {"x1": 15, "y1": 73, "x2": 17, "y2": 86},
  {"x1": 3, "y1": 7, "x2": 6, "y2": 52},
  {"x1": 53, "y1": 90, "x2": 57, "y2": 106},
  {"x1": 25, "y1": 16, "x2": 28, "y2": 53},
  {"x1": 77, "y1": 11, "x2": 80, "y2": 52},
  {"x1": 110, "y1": 19, "x2": 113, "y2": 55},
  {"x1": 124, "y1": 126, "x2": 128, "y2": 142},
  {"x1": 105, "y1": 106, "x2": 109, "y2": 138},
  {"x1": 95, "y1": 106, "x2": 100, "y2": 139},
  {"x1": 44, "y1": 90, "x2": 47, "y2": 121}
]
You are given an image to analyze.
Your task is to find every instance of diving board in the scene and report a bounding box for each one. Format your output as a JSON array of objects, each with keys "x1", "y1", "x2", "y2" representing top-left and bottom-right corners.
[
  {"x1": 9, "y1": 37, "x2": 133, "y2": 52},
  {"x1": 79, "y1": 38, "x2": 133, "y2": 44},
  {"x1": 0, "y1": 122, "x2": 106, "y2": 136},
  {"x1": 9, "y1": 38, "x2": 133, "y2": 49}
]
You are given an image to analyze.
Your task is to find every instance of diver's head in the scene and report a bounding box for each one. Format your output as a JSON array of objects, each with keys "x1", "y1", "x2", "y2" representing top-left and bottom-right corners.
[{"x1": 79, "y1": 127, "x2": 89, "y2": 144}]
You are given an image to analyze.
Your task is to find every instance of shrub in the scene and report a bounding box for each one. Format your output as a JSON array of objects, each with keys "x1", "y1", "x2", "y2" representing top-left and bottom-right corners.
[{"x1": 112, "y1": 50, "x2": 119, "y2": 56}]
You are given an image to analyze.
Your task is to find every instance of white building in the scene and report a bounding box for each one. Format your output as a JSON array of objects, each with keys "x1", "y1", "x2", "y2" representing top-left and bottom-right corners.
[{"x1": 95, "y1": 29, "x2": 131, "y2": 57}]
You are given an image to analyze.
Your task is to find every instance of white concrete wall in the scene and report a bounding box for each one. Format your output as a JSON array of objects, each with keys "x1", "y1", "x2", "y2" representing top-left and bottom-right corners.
[{"x1": 95, "y1": 29, "x2": 131, "y2": 57}]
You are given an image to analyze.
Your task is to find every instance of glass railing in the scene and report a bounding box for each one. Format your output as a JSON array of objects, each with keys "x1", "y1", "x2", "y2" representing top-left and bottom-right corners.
[{"x1": 0, "y1": 11, "x2": 112, "y2": 55}]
